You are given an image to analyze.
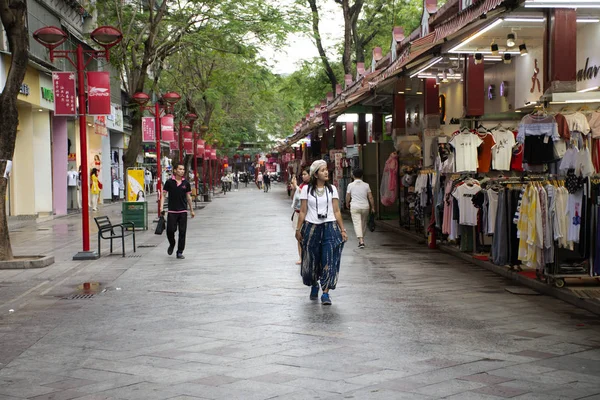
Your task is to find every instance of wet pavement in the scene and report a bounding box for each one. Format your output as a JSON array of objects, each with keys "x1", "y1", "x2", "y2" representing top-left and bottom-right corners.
[{"x1": 1, "y1": 184, "x2": 600, "y2": 399}]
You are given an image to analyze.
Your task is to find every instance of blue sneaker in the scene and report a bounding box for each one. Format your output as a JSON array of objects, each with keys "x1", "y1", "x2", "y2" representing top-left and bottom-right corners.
[
  {"x1": 310, "y1": 285, "x2": 319, "y2": 300},
  {"x1": 321, "y1": 293, "x2": 332, "y2": 305}
]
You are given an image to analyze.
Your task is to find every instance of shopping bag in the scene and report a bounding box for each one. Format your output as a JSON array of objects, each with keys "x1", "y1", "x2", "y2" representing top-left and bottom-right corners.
[
  {"x1": 368, "y1": 213, "x2": 376, "y2": 232},
  {"x1": 155, "y1": 215, "x2": 165, "y2": 235}
]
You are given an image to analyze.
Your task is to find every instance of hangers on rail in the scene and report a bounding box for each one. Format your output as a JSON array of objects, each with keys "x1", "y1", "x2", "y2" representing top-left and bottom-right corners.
[{"x1": 460, "y1": 126, "x2": 471, "y2": 134}]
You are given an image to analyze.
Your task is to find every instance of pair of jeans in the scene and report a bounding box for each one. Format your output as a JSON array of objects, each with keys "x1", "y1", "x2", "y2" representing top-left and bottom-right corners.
[
  {"x1": 167, "y1": 212, "x2": 188, "y2": 254},
  {"x1": 300, "y1": 222, "x2": 344, "y2": 290}
]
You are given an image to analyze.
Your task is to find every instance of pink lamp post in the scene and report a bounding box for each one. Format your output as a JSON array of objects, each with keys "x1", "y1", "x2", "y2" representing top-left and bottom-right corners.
[
  {"x1": 34, "y1": 25, "x2": 122, "y2": 261},
  {"x1": 132, "y1": 91, "x2": 181, "y2": 218}
]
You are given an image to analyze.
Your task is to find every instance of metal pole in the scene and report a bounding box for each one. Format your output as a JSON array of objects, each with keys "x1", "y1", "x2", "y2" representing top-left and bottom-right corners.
[
  {"x1": 193, "y1": 133, "x2": 199, "y2": 195},
  {"x1": 155, "y1": 102, "x2": 162, "y2": 218},
  {"x1": 73, "y1": 44, "x2": 97, "y2": 260},
  {"x1": 178, "y1": 120, "x2": 183, "y2": 163}
]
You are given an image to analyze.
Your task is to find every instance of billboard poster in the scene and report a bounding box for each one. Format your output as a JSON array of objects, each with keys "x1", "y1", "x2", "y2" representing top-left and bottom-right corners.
[
  {"x1": 87, "y1": 71, "x2": 111, "y2": 115},
  {"x1": 53, "y1": 72, "x2": 76, "y2": 116}
]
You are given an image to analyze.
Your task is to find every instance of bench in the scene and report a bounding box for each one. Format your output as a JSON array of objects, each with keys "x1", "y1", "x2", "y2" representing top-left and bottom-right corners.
[{"x1": 93, "y1": 216, "x2": 136, "y2": 257}]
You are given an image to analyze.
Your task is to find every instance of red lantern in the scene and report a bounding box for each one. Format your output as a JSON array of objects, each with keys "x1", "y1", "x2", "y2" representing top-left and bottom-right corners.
[
  {"x1": 265, "y1": 153, "x2": 272, "y2": 158},
  {"x1": 233, "y1": 154, "x2": 240, "y2": 159}
]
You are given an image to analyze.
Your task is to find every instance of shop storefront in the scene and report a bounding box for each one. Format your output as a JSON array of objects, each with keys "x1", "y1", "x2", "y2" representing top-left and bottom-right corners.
[
  {"x1": 2, "y1": 59, "x2": 54, "y2": 218},
  {"x1": 281, "y1": 0, "x2": 600, "y2": 290}
]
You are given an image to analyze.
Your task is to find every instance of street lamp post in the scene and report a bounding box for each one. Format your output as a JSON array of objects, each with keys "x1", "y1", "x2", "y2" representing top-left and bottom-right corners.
[
  {"x1": 194, "y1": 124, "x2": 208, "y2": 198},
  {"x1": 132, "y1": 91, "x2": 181, "y2": 218},
  {"x1": 34, "y1": 26, "x2": 122, "y2": 261}
]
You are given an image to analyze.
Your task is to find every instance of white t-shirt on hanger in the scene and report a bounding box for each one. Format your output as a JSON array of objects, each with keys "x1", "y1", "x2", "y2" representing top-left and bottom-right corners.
[
  {"x1": 449, "y1": 133, "x2": 483, "y2": 172},
  {"x1": 67, "y1": 170, "x2": 78, "y2": 187},
  {"x1": 491, "y1": 129, "x2": 516, "y2": 171},
  {"x1": 452, "y1": 183, "x2": 481, "y2": 226}
]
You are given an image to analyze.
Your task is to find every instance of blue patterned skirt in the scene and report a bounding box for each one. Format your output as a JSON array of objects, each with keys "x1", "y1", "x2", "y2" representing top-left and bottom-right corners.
[{"x1": 300, "y1": 221, "x2": 344, "y2": 290}]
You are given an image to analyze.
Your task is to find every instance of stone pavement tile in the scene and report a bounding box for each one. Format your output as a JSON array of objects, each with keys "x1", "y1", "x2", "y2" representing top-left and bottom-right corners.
[
  {"x1": 0, "y1": 385, "x2": 58, "y2": 399},
  {"x1": 42, "y1": 378, "x2": 97, "y2": 390},
  {"x1": 281, "y1": 377, "x2": 364, "y2": 394},
  {"x1": 343, "y1": 368, "x2": 415, "y2": 386},
  {"x1": 219, "y1": 379, "x2": 298, "y2": 398},
  {"x1": 93, "y1": 382, "x2": 173, "y2": 400},
  {"x1": 120, "y1": 355, "x2": 189, "y2": 368},
  {"x1": 168, "y1": 362, "x2": 234, "y2": 376},
  {"x1": 267, "y1": 389, "x2": 336, "y2": 400},
  {"x1": 458, "y1": 373, "x2": 515, "y2": 385},
  {"x1": 472, "y1": 384, "x2": 531, "y2": 398},
  {"x1": 327, "y1": 388, "x2": 434, "y2": 400},
  {"x1": 59, "y1": 396, "x2": 117, "y2": 400},
  {"x1": 510, "y1": 393, "x2": 578, "y2": 400},
  {"x1": 571, "y1": 349, "x2": 600, "y2": 361},
  {"x1": 510, "y1": 350, "x2": 558, "y2": 359},
  {"x1": 410, "y1": 378, "x2": 487, "y2": 397},
  {"x1": 532, "y1": 355, "x2": 600, "y2": 377},
  {"x1": 274, "y1": 365, "x2": 363, "y2": 381},
  {"x1": 578, "y1": 395, "x2": 600, "y2": 400},
  {"x1": 167, "y1": 382, "x2": 271, "y2": 400},
  {"x1": 0, "y1": 396, "x2": 23, "y2": 400},
  {"x1": 222, "y1": 364, "x2": 290, "y2": 379},
  {"x1": 188, "y1": 375, "x2": 241, "y2": 386},
  {"x1": 497, "y1": 379, "x2": 564, "y2": 393},
  {"x1": 166, "y1": 397, "x2": 209, "y2": 400},
  {"x1": 27, "y1": 390, "x2": 87, "y2": 400},
  {"x1": 442, "y1": 392, "x2": 507, "y2": 400},
  {"x1": 540, "y1": 380, "x2": 600, "y2": 399},
  {"x1": 371, "y1": 377, "x2": 428, "y2": 392},
  {"x1": 508, "y1": 330, "x2": 551, "y2": 339},
  {"x1": 249, "y1": 373, "x2": 298, "y2": 384}
]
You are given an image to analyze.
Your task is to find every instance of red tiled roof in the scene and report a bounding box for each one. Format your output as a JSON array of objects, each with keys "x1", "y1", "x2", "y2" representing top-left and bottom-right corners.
[{"x1": 434, "y1": 0, "x2": 505, "y2": 43}]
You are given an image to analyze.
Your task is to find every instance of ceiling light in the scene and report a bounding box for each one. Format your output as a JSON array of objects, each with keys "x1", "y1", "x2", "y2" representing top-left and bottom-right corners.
[
  {"x1": 577, "y1": 17, "x2": 600, "y2": 22},
  {"x1": 507, "y1": 33, "x2": 516, "y2": 47},
  {"x1": 475, "y1": 53, "x2": 483, "y2": 65},
  {"x1": 409, "y1": 57, "x2": 443, "y2": 78},
  {"x1": 504, "y1": 17, "x2": 546, "y2": 22},
  {"x1": 397, "y1": 91, "x2": 405, "y2": 94},
  {"x1": 491, "y1": 41, "x2": 499, "y2": 56},
  {"x1": 515, "y1": 110, "x2": 522, "y2": 112},
  {"x1": 442, "y1": 71, "x2": 449, "y2": 83},
  {"x1": 38, "y1": 109, "x2": 43, "y2": 112},
  {"x1": 519, "y1": 43, "x2": 528, "y2": 56},
  {"x1": 578, "y1": 86, "x2": 599, "y2": 93},
  {"x1": 416, "y1": 91, "x2": 423, "y2": 95},
  {"x1": 504, "y1": 54, "x2": 512, "y2": 64},
  {"x1": 449, "y1": 19, "x2": 504, "y2": 53}
]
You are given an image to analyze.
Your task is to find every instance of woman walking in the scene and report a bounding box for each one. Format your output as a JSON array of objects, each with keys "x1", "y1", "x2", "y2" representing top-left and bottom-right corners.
[
  {"x1": 291, "y1": 168, "x2": 310, "y2": 264},
  {"x1": 90, "y1": 168, "x2": 101, "y2": 211},
  {"x1": 346, "y1": 168, "x2": 375, "y2": 248},
  {"x1": 295, "y1": 160, "x2": 347, "y2": 305}
]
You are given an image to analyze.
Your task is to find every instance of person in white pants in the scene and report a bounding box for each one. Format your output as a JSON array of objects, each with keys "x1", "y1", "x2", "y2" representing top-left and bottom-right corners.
[{"x1": 346, "y1": 168, "x2": 375, "y2": 249}]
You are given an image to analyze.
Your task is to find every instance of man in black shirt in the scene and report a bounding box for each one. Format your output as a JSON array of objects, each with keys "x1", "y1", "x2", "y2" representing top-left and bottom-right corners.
[{"x1": 159, "y1": 163, "x2": 195, "y2": 259}]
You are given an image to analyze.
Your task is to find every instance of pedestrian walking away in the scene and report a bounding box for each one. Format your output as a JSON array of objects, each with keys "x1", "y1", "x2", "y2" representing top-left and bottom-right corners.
[
  {"x1": 295, "y1": 160, "x2": 347, "y2": 305},
  {"x1": 291, "y1": 167, "x2": 310, "y2": 265},
  {"x1": 159, "y1": 163, "x2": 195, "y2": 259},
  {"x1": 346, "y1": 168, "x2": 375, "y2": 248},
  {"x1": 263, "y1": 173, "x2": 271, "y2": 192},
  {"x1": 257, "y1": 172, "x2": 263, "y2": 190},
  {"x1": 90, "y1": 168, "x2": 101, "y2": 211}
]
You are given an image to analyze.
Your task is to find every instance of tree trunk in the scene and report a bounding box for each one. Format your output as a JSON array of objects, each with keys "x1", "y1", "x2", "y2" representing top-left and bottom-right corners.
[
  {"x1": 0, "y1": 0, "x2": 30, "y2": 261},
  {"x1": 340, "y1": 0, "x2": 353, "y2": 76},
  {"x1": 307, "y1": 0, "x2": 337, "y2": 93}
]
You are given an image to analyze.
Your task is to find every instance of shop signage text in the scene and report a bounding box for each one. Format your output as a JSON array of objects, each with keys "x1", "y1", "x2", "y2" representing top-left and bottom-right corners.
[
  {"x1": 577, "y1": 57, "x2": 600, "y2": 82},
  {"x1": 142, "y1": 117, "x2": 155, "y2": 142},
  {"x1": 41, "y1": 87, "x2": 54, "y2": 102},
  {"x1": 87, "y1": 71, "x2": 111, "y2": 115},
  {"x1": 53, "y1": 72, "x2": 77, "y2": 116}
]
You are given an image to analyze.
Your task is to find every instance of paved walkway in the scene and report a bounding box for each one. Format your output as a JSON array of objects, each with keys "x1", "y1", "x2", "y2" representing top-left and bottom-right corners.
[{"x1": 1, "y1": 184, "x2": 600, "y2": 399}]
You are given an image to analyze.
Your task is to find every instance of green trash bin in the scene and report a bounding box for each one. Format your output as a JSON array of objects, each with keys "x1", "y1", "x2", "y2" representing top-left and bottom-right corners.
[{"x1": 122, "y1": 201, "x2": 148, "y2": 230}]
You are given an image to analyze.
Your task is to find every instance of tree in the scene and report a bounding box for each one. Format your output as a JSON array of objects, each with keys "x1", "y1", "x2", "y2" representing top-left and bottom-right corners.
[
  {"x1": 0, "y1": 0, "x2": 29, "y2": 261},
  {"x1": 307, "y1": 0, "x2": 337, "y2": 93}
]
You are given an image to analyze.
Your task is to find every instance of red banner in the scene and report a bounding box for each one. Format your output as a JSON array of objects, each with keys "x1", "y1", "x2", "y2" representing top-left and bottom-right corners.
[
  {"x1": 204, "y1": 144, "x2": 211, "y2": 159},
  {"x1": 87, "y1": 71, "x2": 111, "y2": 115},
  {"x1": 142, "y1": 117, "x2": 155, "y2": 142},
  {"x1": 170, "y1": 130, "x2": 179, "y2": 150},
  {"x1": 183, "y1": 138, "x2": 193, "y2": 152},
  {"x1": 211, "y1": 149, "x2": 217, "y2": 160},
  {"x1": 161, "y1": 115, "x2": 174, "y2": 141},
  {"x1": 53, "y1": 72, "x2": 76, "y2": 116},
  {"x1": 196, "y1": 139, "x2": 205, "y2": 155},
  {"x1": 183, "y1": 131, "x2": 193, "y2": 140}
]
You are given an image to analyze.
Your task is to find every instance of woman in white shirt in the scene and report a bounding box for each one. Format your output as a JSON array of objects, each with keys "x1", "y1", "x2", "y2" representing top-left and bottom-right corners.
[
  {"x1": 346, "y1": 168, "x2": 375, "y2": 248},
  {"x1": 291, "y1": 168, "x2": 310, "y2": 265},
  {"x1": 295, "y1": 160, "x2": 348, "y2": 305}
]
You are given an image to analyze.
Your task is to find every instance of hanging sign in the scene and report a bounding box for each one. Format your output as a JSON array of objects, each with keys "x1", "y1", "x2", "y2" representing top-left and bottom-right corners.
[
  {"x1": 161, "y1": 115, "x2": 175, "y2": 141},
  {"x1": 183, "y1": 138, "x2": 193, "y2": 152},
  {"x1": 142, "y1": 117, "x2": 155, "y2": 142},
  {"x1": 87, "y1": 71, "x2": 111, "y2": 115},
  {"x1": 95, "y1": 116, "x2": 108, "y2": 136},
  {"x1": 196, "y1": 139, "x2": 205, "y2": 154},
  {"x1": 170, "y1": 130, "x2": 179, "y2": 150},
  {"x1": 53, "y1": 72, "x2": 76, "y2": 116},
  {"x1": 211, "y1": 149, "x2": 217, "y2": 160}
]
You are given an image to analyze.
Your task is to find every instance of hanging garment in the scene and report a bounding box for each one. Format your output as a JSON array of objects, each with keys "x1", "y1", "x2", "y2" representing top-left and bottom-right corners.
[
  {"x1": 567, "y1": 190, "x2": 584, "y2": 243},
  {"x1": 449, "y1": 132, "x2": 483, "y2": 172},
  {"x1": 477, "y1": 132, "x2": 496, "y2": 173},
  {"x1": 452, "y1": 182, "x2": 482, "y2": 226},
  {"x1": 491, "y1": 129, "x2": 516, "y2": 171},
  {"x1": 380, "y1": 153, "x2": 398, "y2": 206},
  {"x1": 492, "y1": 189, "x2": 509, "y2": 266}
]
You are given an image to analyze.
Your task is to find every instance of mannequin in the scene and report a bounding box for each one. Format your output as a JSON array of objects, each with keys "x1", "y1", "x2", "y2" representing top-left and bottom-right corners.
[{"x1": 67, "y1": 166, "x2": 78, "y2": 209}]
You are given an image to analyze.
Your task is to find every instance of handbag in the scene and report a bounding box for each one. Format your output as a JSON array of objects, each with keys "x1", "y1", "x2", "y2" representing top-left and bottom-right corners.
[
  {"x1": 368, "y1": 212, "x2": 376, "y2": 232},
  {"x1": 98, "y1": 182, "x2": 103, "y2": 190},
  {"x1": 155, "y1": 215, "x2": 166, "y2": 235}
]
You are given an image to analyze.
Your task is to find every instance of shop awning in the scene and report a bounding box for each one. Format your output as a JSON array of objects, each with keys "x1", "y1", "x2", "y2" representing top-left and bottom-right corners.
[{"x1": 433, "y1": 0, "x2": 506, "y2": 43}]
